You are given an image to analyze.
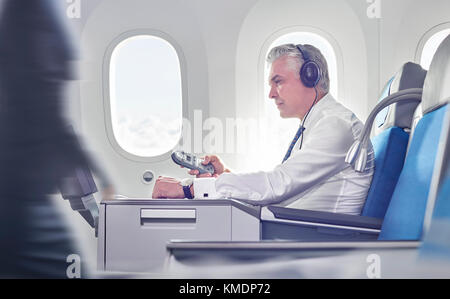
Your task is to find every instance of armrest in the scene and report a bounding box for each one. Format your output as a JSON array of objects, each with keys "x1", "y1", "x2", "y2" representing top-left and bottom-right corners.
[
  {"x1": 267, "y1": 206, "x2": 383, "y2": 230},
  {"x1": 59, "y1": 165, "x2": 99, "y2": 235},
  {"x1": 168, "y1": 240, "x2": 420, "y2": 250},
  {"x1": 167, "y1": 240, "x2": 420, "y2": 262}
]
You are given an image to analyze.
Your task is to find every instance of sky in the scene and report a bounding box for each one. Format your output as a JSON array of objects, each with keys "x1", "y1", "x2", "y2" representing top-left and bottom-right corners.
[{"x1": 110, "y1": 35, "x2": 182, "y2": 157}]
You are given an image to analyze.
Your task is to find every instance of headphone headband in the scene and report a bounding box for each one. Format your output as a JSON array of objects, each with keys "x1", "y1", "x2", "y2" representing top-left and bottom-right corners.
[{"x1": 296, "y1": 44, "x2": 310, "y2": 62}]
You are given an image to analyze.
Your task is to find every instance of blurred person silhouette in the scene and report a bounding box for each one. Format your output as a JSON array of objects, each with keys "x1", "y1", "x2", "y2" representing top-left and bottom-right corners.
[{"x1": 0, "y1": 0, "x2": 113, "y2": 278}]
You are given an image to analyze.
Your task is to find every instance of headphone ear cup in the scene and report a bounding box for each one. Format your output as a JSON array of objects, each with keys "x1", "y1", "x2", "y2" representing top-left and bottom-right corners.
[{"x1": 300, "y1": 61, "x2": 320, "y2": 88}]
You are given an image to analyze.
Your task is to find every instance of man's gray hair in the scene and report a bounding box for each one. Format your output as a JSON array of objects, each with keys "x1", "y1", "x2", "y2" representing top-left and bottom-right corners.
[{"x1": 267, "y1": 44, "x2": 330, "y2": 94}]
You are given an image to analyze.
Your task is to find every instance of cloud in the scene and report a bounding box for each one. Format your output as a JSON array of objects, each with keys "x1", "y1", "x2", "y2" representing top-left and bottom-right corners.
[{"x1": 113, "y1": 115, "x2": 182, "y2": 157}]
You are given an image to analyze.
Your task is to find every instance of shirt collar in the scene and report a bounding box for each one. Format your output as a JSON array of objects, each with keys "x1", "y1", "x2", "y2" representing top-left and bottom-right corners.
[{"x1": 301, "y1": 92, "x2": 333, "y2": 129}]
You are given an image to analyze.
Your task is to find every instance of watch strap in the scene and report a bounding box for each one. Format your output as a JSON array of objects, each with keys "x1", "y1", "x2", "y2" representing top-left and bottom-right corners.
[{"x1": 182, "y1": 185, "x2": 194, "y2": 199}]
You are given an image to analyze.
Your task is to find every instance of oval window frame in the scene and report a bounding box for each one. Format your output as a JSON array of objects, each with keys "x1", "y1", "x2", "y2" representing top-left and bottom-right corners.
[
  {"x1": 415, "y1": 22, "x2": 450, "y2": 70},
  {"x1": 103, "y1": 29, "x2": 188, "y2": 163}
]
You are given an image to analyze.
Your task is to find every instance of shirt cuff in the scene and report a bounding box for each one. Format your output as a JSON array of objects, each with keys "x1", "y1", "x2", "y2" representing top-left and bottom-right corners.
[{"x1": 193, "y1": 177, "x2": 220, "y2": 199}]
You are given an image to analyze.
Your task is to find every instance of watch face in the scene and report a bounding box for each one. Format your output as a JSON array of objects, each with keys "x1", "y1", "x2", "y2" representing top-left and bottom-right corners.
[{"x1": 181, "y1": 178, "x2": 193, "y2": 186}]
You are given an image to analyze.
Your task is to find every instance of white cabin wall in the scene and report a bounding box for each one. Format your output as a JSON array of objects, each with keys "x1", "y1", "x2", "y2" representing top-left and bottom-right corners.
[
  {"x1": 188, "y1": 0, "x2": 259, "y2": 170},
  {"x1": 62, "y1": 0, "x2": 104, "y2": 131},
  {"x1": 386, "y1": 0, "x2": 450, "y2": 78},
  {"x1": 190, "y1": 0, "x2": 258, "y2": 119},
  {"x1": 345, "y1": 0, "x2": 385, "y2": 124},
  {"x1": 361, "y1": 0, "x2": 450, "y2": 110}
]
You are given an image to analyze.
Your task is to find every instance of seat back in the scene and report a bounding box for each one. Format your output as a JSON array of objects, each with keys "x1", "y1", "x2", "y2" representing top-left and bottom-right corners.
[
  {"x1": 423, "y1": 175, "x2": 450, "y2": 258},
  {"x1": 419, "y1": 104, "x2": 450, "y2": 258},
  {"x1": 378, "y1": 34, "x2": 450, "y2": 240},
  {"x1": 362, "y1": 63, "x2": 427, "y2": 218}
]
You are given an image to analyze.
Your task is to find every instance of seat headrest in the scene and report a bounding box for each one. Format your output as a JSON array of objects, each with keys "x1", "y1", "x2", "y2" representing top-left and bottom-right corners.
[
  {"x1": 423, "y1": 34, "x2": 450, "y2": 114},
  {"x1": 375, "y1": 62, "x2": 426, "y2": 130},
  {"x1": 390, "y1": 62, "x2": 427, "y2": 93}
]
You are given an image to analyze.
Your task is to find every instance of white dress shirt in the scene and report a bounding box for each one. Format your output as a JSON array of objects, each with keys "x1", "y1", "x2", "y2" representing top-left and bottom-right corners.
[{"x1": 193, "y1": 93, "x2": 374, "y2": 215}]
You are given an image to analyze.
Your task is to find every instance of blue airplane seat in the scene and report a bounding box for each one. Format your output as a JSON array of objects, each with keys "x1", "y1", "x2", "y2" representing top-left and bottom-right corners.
[
  {"x1": 378, "y1": 35, "x2": 450, "y2": 241},
  {"x1": 362, "y1": 63, "x2": 427, "y2": 219},
  {"x1": 413, "y1": 97, "x2": 450, "y2": 260},
  {"x1": 420, "y1": 173, "x2": 450, "y2": 259},
  {"x1": 407, "y1": 100, "x2": 450, "y2": 258}
]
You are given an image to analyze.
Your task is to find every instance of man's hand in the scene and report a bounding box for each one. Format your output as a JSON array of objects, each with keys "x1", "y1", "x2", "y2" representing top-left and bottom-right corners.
[
  {"x1": 152, "y1": 176, "x2": 185, "y2": 199},
  {"x1": 187, "y1": 155, "x2": 230, "y2": 178}
]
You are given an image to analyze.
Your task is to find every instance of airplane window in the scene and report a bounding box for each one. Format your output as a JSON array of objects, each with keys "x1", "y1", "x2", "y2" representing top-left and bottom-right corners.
[
  {"x1": 109, "y1": 35, "x2": 182, "y2": 157},
  {"x1": 261, "y1": 32, "x2": 338, "y2": 170},
  {"x1": 420, "y1": 29, "x2": 450, "y2": 70}
]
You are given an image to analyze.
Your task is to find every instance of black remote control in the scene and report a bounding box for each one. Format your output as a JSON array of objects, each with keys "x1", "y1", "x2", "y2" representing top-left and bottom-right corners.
[{"x1": 171, "y1": 151, "x2": 215, "y2": 175}]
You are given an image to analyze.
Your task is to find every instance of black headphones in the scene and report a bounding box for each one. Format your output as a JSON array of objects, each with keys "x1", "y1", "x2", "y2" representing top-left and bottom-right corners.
[{"x1": 296, "y1": 44, "x2": 321, "y2": 88}]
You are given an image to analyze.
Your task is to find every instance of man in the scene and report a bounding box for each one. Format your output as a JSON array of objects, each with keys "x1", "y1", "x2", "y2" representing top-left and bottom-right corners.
[{"x1": 153, "y1": 44, "x2": 374, "y2": 215}]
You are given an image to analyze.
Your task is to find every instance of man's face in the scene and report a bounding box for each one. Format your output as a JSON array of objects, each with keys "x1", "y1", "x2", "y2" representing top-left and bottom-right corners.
[{"x1": 268, "y1": 56, "x2": 315, "y2": 119}]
